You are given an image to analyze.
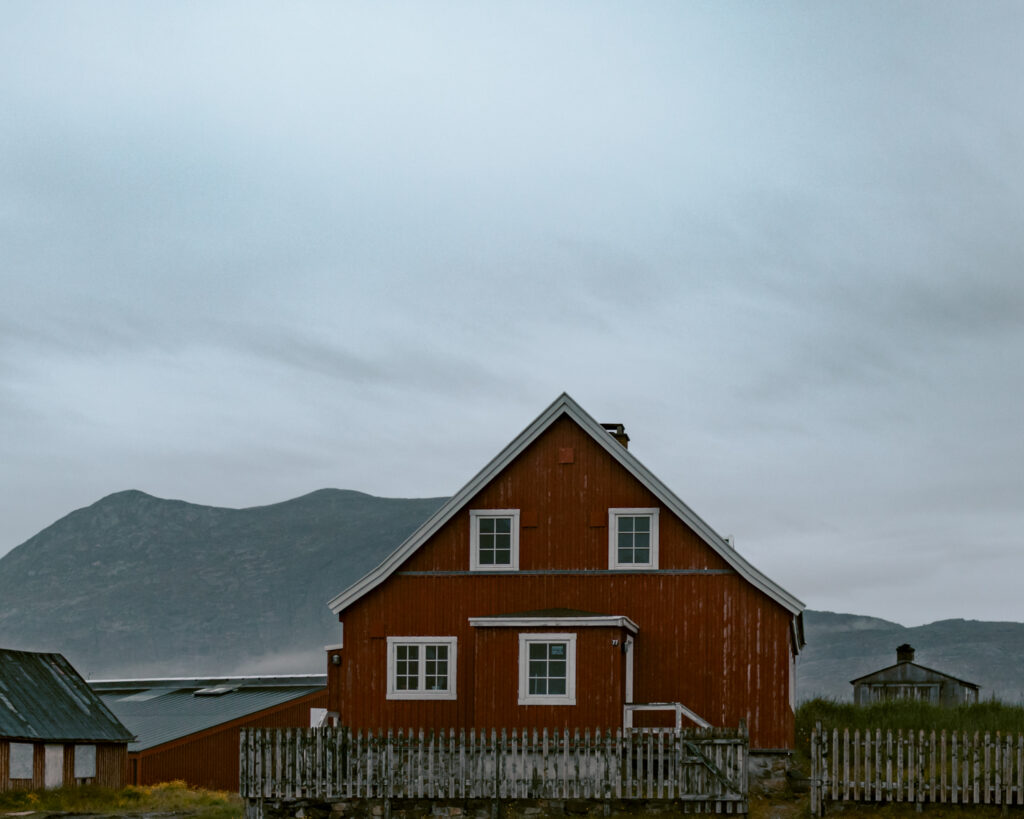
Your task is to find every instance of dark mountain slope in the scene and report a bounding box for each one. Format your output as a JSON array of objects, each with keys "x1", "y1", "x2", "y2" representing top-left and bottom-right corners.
[
  {"x1": 0, "y1": 489, "x2": 445, "y2": 678},
  {"x1": 4, "y1": 491, "x2": 1024, "y2": 700}
]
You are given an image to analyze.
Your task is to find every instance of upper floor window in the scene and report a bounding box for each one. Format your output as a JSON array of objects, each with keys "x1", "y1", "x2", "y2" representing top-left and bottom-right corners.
[
  {"x1": 470, "y1": 509, "x2": 520, "y2": 571},
  {"x1": 518, "y1": 633, "x2": 577, "y2": 705},
  {"x1": 608, "y1": 508, "x2": 659, "y2": 569}
]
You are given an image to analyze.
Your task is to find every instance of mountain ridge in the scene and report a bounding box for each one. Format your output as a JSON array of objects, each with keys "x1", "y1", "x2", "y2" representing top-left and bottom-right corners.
[
  {"x1": 0, "y1": 488, "x2": 446, "y2": 678},
  {"x1": 2, "y1": 490, "x2": 1022, "y2": 701}
]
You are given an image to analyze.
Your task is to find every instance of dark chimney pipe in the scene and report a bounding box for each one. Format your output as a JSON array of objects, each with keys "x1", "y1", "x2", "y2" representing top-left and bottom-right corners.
[
  {"x1": 896, "y1": 643, "x2": 915, "y2": 664},
  {"x1": 601, "y1": 423, "x2": 629, "y2": 449}
]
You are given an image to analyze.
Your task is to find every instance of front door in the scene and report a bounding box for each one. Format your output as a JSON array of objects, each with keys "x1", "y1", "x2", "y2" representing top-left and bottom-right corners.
[{"x1": 44, "y1": 744, "x2": 63, "y2": 788}]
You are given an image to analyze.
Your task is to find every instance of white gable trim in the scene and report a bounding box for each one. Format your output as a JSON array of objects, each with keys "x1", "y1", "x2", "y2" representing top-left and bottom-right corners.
[{"x1": 327, "y1": 393, "x2": 804, "y2": 616}]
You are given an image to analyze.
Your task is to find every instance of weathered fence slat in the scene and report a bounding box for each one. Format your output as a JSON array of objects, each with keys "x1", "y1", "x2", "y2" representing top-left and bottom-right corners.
[
  {"x1": 812, "y1": 723, "x2": 1024, "y2": 815},
  {"x1": 240, "y1": 725, "x2": 747, "y2": 807}
]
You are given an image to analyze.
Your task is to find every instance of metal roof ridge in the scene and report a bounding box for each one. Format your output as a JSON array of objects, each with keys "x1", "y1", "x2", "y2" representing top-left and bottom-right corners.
[{"x1": 89, "y1": 673, "x2": 327, "y2": 686}]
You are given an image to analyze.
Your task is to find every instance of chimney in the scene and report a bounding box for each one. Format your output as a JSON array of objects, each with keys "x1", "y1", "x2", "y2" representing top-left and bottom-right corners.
[
  {"x1": 896, "y1": 643, "x2": 915, "y2": 664},
  {"x1": 601, "y1": 423, "x2": 629, "y2": 449}
]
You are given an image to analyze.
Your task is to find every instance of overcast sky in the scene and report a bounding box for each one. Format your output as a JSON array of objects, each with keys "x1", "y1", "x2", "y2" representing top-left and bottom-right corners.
[{"x1": 2, "y1": 2, "x2": 1022, "y2": 627}]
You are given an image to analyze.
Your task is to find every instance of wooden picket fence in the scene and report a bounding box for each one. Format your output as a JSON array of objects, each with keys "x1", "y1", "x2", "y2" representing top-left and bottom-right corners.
[
  {"x1": 811, "y1": 722, "x2": 1024, "y2": 814},
  {"x1": 240, "y1": 726, "x2": 747, "y2": 809}
]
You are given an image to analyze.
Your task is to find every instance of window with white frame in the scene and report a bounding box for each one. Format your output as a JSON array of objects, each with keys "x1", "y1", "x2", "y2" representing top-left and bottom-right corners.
[
  {"x1": 74, "y1": 744, "x2": 96, "y2": 779},
  {"x1": 518, "y1": 633, "x2": 576, "y2": 705},
  {"x1": 608, "y1": 508, "x2": 659, "y2": 569},
  {"x1": 470, "y1": 509, "x2": 520, "y2": 571},
  {"x1": 386, "y1": 636, "x2": 457, "y2": 700}
]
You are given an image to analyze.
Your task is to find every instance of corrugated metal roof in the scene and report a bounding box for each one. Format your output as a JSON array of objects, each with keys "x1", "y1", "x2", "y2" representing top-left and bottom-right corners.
[
  {"x1": 90, "y1": 675, "x2": 326, "y2": 751},
  {"x1": 0, "y1": 649, "x2": 134, "y2": 742}
]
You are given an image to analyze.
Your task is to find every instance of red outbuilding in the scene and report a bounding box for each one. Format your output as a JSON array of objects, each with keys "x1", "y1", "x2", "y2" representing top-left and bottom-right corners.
[{"x1": 325, "y1": 394, "x2": 805, "y2": 750}]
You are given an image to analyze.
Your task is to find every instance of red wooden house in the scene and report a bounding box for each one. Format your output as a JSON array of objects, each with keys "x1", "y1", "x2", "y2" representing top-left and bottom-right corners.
[{"x1": 325, "y1": 394, "x2": 804, "y2": 750}]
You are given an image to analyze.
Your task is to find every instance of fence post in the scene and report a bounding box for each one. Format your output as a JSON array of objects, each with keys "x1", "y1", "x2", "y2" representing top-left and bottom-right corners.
[{"x1": 810, "y1": 722, "x2": 820, "y2": 816}]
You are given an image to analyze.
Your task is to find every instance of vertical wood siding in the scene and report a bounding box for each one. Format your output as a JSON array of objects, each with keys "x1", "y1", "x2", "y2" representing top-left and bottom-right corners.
[
  {"x1": 471, "y1": 626, "x2": 627, "y2": 729},
  {"x1": 333, "y1": 416, "x2": 797, "y2": 750},
  {"x1": 132, "y1": 690, "x2": 328, "y2": 791},
  {"x1": 0, "y1": 741, "x2": 126, "y2": 791}
]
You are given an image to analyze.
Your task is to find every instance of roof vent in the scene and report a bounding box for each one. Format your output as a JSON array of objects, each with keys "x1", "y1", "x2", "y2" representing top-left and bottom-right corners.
[
  {"x1": 601, "y1": 423, "x2": 629, "y2": 449},
  {"x1": 193, "y1": 685, "x2": 236, "y2": 697},
  {"x1": 896, "y1": 644, "x2": 915, "y2": 664}
]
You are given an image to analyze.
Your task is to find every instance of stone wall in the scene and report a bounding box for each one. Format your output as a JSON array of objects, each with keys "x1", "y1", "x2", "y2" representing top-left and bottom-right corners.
[{"x1": 249, "y1": 797, "x2": 746, "y2": 819}]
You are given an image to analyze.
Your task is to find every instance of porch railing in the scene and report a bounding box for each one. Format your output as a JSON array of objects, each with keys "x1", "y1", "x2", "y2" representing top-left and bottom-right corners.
[{"x1": 240, "y1": 726, "x2": 747, "y2": 806}]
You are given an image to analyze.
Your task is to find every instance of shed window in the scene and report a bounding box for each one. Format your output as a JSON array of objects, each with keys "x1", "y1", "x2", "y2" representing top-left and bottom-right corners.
[
  {"x1": 386, "y1": 636, "x2": 457, "y2": 700},
  {"x1": 74, "y1": 745, "x2": 96, "y2": 778},
  {"x1": 518, "y1": 633, "x2": 577, "y2": 705},
  {"x1": 9, "y1": 742, "x2": 33, "y2": 778},
  {"x1": 470, "y1": 510, "x2": 520, "y2": 571},
  {"x1": 608, "y1": 508, "x2": 659, "y2": 569}
]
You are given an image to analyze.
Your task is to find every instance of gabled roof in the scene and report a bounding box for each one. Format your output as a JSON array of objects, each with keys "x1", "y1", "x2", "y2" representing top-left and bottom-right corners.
[
  {"x1": 0, "y1": 649, "x2": 134, "y2": 742},
  {"x1": 327, "y1": 393, "x2": 804, "y2": 618},
  {"x1": 89, "y1": 675, "x2": 326, "y2": 751},
  {"x1": 850, "y1": 662, "x2": 979, "y2": 689}
]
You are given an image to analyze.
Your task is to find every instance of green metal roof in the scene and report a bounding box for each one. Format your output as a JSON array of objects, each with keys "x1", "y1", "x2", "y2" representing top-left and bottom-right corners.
[{"x1": 0, "y1": 649, "x2": 134, "y2": 742}]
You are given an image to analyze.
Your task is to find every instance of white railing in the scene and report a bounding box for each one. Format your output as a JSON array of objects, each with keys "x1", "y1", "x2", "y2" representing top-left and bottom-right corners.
[{"x1": 623, "y1": 702, "x2": 711, "y2": 730}]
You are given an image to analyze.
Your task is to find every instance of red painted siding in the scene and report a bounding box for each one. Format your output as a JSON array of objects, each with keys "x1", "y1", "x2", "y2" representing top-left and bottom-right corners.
[
  {"x1": 472, "y1": 625, "x2": 628, "y2": 729},
  {"x1": 331, "y1": 416, "x2": 797, "y2": 749}
]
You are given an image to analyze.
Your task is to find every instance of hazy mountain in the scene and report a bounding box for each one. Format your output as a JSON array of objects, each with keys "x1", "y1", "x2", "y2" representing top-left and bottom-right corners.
[
  {"x1": 0, "y1": 490, "x2": 445, "y2": 678},
  {"x1": 799, "y1": 610, "x2": 1024, "y2": 703},
  {"x1": 3, "y1": 491, "x2": 1023, "y2": 700}
]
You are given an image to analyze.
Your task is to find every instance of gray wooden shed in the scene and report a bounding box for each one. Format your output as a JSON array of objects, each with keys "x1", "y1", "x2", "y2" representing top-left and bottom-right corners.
[
  {"x1": 850, "y1": 644, "x2": 979, "y2": 706},
  {"x1": 1, "y1": 648, "x2": 134, "y2": 790}
]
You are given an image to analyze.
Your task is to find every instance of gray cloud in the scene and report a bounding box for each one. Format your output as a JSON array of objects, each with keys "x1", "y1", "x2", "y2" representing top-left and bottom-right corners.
[{"x1": 1, "y1": 1, "x2": 1022, "y2": 626}]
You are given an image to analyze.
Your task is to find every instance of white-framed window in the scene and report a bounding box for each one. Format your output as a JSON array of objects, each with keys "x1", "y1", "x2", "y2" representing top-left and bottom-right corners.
[
  {"x1": 608, "y1": 508, "x2": 659, "y2": 569},
  {"x1": 518, "y1": 633, "x2": 577, "y2": 705},
  {"x1": 74, "y1": 744, "x2": 96, "y2": 779},
  {"x1": 386, "y1": 636, "x2": 457, "y2": 700},
  {"x1": 470, "y1": 509, "x2": 520, "y2": 571},
  {"x1": 9, "y1": 742, "x2": 33, "y2": 779}
]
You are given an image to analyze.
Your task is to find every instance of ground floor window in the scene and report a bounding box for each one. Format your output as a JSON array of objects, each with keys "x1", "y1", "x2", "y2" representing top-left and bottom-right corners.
[
  {"x1": 74, "y1": 744, "x2": 96, "y2": 778},
  {"x1": 518, "y1": 633, "x2": 577, "y2": 705},
  {"x1": 386, "y1": 636, "x2": 457, "y2": 700},
  {"x1": 9, "y1": 742, "x2": 33, "y2": 779}
]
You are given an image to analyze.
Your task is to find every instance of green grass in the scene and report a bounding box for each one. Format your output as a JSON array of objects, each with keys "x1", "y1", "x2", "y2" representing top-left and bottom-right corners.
[
  {"x1": 796, "y1": 698, "x2": 1024, "y2": 756},
  {"x1": 0, "y1": 780, "x2": 242, "y2": 819}
]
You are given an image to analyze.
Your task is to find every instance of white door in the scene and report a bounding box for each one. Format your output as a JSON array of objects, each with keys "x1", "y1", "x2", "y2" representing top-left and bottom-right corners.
[{"x1": 44, "y1": 744, "x2": 64, "y2": 788}]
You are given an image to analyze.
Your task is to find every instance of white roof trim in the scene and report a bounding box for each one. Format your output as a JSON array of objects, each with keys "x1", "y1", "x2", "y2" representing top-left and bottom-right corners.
[
  {"x1": 469, "y1": 615, "x2": 640, "y2": 634},
  {"x1": 327, "y1": 393, "x2": 805, "y2": 616}
]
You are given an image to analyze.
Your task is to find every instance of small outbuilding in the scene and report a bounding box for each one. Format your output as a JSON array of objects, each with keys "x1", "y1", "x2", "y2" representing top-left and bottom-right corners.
[
  {"x1": 91, "y1": 675, "x2": 327, "y2": 790},
  {"x1": 0, "y1": 648, "x2": 133, "y2": 790},
  {"x1": 851, "y1": 644, "x2": 980, "y2": 706}
]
